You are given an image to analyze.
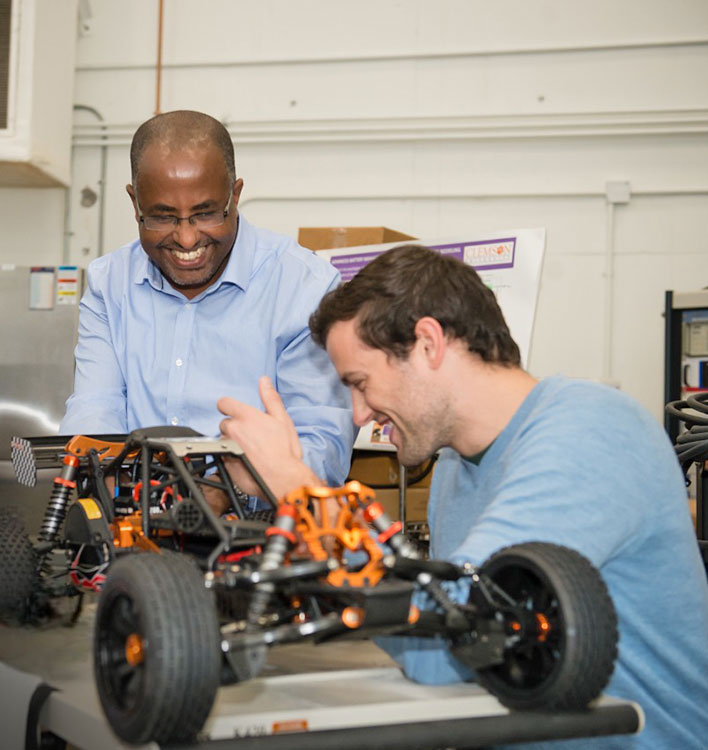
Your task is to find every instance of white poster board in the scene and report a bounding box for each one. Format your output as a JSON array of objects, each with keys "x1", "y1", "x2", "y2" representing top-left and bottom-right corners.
[{"x1": 318, "y1": 229, "x2": 546, "y2": 450}]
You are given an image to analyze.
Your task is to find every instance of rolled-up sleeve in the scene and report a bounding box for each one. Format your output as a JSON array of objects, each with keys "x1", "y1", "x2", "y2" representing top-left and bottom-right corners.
[{"x1": 274, "y1": 269, "x2": 354, "y2": 486}]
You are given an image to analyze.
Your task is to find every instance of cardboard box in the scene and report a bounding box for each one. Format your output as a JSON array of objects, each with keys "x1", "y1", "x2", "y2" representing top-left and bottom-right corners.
[
  {"x1": 372, "y1": 487, "x2": 430, "y2": 523},
  {"x1": 298, "y1": 226, "x2": 416, "y2": 251},
  {"x1": 348, "y1": 453, "x2": 434, "y2": 489}
]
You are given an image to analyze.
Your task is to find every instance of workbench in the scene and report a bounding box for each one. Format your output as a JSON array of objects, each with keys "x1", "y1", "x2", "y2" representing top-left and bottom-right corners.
[{"x1": 1, "y1": 604, "x2": 643, "y2": 750}]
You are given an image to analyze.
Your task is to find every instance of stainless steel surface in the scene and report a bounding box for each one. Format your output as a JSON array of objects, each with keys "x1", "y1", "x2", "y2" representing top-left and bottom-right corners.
[{"x1": 0, "y1": 266, "x2": 80, "y2": 459}]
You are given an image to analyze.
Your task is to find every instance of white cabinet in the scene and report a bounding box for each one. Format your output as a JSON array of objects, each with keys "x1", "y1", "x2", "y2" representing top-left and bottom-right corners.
[{"x1": 0, "y1": 0, "x2": 78, "y2": 186}]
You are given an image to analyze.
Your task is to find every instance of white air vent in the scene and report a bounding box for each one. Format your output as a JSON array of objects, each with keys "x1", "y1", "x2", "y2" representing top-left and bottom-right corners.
[{"x1": 0, "y1": 0, "x2": 78, "y2": 187}]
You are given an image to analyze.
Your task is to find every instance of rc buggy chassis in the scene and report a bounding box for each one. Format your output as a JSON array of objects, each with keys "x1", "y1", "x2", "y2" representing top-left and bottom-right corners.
[
  {"x1": 2, "y1": 428, "x2": 618, "y2": 747},
  {"x1": 2, "y1": 427, "x2": 271, "y2": 622}
]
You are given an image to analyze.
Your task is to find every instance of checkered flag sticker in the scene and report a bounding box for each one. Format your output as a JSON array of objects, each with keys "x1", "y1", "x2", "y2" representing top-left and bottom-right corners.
[{"x1": 11, "y1": 436, "x2": 37, "y2": 487}]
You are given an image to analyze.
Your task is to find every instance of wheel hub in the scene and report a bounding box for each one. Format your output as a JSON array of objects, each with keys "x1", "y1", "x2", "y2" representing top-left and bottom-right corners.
[{"x1": 124, "y1": 632, "x2": 144, "y2": 666}]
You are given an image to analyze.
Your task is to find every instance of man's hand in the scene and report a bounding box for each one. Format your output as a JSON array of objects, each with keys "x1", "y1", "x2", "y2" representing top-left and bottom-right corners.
[{"x1": 218, "y1": 376, "x2": 318, "y2": 500}]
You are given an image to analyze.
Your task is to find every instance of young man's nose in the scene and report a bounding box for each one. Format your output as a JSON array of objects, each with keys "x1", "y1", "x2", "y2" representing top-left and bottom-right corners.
[{"x1": 351, "y1": 390, "x2": 374, "y2": 427}]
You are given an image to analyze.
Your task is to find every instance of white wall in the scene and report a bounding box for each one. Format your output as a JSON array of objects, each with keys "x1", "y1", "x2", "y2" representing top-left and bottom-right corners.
[{"x1": 2, "y1": 0, "x2": 708, "y2": 421}]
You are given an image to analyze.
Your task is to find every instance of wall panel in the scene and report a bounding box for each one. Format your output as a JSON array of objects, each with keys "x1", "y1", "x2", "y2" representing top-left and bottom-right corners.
[{"x1": 1, "y1": 1, "x2": 707, "y2": 424}]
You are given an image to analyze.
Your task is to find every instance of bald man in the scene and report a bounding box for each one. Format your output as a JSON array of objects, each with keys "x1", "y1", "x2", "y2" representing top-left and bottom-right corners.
[{"x1": 60, "y1": 110, "x2": 353, "y2": 510}]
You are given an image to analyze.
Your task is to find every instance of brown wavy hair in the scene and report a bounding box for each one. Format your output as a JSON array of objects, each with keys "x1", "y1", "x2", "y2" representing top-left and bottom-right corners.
[{"x1": 310, "y1": 244, "x2": 521, "y2": 365}]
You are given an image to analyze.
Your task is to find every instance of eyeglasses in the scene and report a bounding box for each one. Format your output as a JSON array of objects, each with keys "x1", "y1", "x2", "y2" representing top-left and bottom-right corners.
[{"x1": 138, "y1": 195, "x2": 232, "y2": 232}]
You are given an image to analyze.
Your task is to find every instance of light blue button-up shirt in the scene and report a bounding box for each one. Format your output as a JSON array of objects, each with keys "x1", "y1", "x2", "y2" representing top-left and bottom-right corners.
[{"x1": 60, "y1": 216, "x2": 354, "y2": 487}]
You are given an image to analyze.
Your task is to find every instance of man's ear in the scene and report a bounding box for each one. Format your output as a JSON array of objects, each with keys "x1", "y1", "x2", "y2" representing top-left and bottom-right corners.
[
  {"x1": 232, "y1": 178, "x2": 244, "y2": 208},
  {"x1": 413, "y1": 316, "x2": 446, "y2": 369},
  {"x1": 126, "y1": 184, "x2": 139, "y2": 222}
]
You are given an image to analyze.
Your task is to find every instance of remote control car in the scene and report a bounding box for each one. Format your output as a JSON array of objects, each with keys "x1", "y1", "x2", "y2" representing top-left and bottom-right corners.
[
  {"x1": 89, "y1": 467, "x2": 619, "y2": 746},
  {"x1": 2, "y1": 428, "x2": 618, "y2": 746},
  {"x1": 1, "y1": 427, "x2": 272, "y2": 625}
]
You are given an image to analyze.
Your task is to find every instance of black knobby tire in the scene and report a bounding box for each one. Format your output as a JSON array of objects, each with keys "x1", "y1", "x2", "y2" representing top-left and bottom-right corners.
[
  {"x1": 476, "y1": 542, "x2": 618, "y2": 711},
  {"x1": 94, "y1": 552, "x2": 221, "y2": 745},
  {"x1": 0, "y1": 506, "x2": 38, "y2": 624}
]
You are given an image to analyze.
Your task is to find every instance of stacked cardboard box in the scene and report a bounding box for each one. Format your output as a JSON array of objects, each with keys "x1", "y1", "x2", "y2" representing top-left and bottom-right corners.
[
  {"x1": 348, "y1": 452, "x2": 434, "y2": 522},
  {"x1": 298, "y1": 226, "x2": 415, "y2": 251}
]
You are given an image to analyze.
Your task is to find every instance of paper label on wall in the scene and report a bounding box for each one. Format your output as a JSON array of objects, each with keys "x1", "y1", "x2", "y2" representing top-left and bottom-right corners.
[
  {"x1": 56, "y1": 265, "x2": 79, "y2": 305},
  {"x1": 29, "y1": 267, "x2": 55, "y2": 310}
]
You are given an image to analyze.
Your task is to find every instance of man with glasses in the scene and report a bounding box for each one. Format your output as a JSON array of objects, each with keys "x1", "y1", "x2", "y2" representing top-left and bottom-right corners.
[{"x1": 60, "y1": 110, "x2": 353, "y2": 512}]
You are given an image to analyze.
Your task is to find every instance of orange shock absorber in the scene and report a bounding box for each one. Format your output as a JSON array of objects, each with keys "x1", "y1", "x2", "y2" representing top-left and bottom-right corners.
[
  {"x1": 39, "y1": 454, "x2": 79, "y2": 543},
  {"x1": 363, "y1": 501, "x2": 421, "y2": 559},
  {"x1": 248, "y1": 504, "x2": 298, "y2": 625}
]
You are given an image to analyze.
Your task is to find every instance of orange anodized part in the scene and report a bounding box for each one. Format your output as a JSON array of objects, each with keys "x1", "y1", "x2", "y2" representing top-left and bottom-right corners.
[
  {"x1": 290, "y1": 596, "x2": 308, "y2": 624},
  {"x1": 280, "y1": 481, "x2": 384, "y2": 587},
  {"x1": 53, "y1": 477, "x2": 77, "y2": 489},
  {"x1": 111, "y1": 513, "x2": 160, "y2": 553},
  {"x1": 124, "y1": 633, "x2": 145, "y2": 666},
  {"x1": 113, "y1": 518, "x2": 136, "y2": 549},
  {"x1": 64, "y1": 435, "x2": 137, "y2": 461},
  {"x1": 408, "y1": 604, "x2": 420, "y2": 624},
  {"x1": 341, "y1": 606, "x2": 365, "y2": 629},
  {"x1": 535, "y1": 612, "x2": 551, "y2": 642}
]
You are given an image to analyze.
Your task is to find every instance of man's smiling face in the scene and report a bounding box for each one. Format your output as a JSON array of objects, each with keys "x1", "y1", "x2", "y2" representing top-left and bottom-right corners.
[
  {"x1": 127, "y1": 142, "x2": 243, "y2": 299},
  {"x1": 326, "y1": 317, "x2": 446, "y2": 467}
]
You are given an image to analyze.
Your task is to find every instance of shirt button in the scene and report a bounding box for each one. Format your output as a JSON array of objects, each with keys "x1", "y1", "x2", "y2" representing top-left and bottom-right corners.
[
  {"x1": 171, "y1": 417, "x2": 179, "y2": 425},
  {"x1": 176, "y1": 359, "x2": 183, "y2": 367}
]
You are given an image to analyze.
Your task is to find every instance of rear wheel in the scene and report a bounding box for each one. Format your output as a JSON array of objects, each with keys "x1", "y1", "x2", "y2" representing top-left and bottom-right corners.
[
  {"x1": 0, "y1": 506, "x2": 38, "y2": 624},
  {"x1": 476, "y1": 542, "x2": 617, "y2": 711},
  {"x1": 94, "y1": 552, "x2": 221, "y2": 745}
]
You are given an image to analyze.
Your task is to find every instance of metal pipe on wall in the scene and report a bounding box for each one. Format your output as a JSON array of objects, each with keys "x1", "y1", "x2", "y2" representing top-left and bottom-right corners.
[
  {"x1": 603, "y1": 200, "x2": 617, "y2": 382},
  {"x1": 238, "y1": 188, "x2": 708, "y2": 211},
  {"x1": 73, "y1": 36, "x2": 708, "y2": 72},
  {"x1": 602, "y1": 181, "x2": 631, "y2": 383},
  {"x1": 69, "y1": 108, "x2": 708, "y2": 148},
  {"x1": 155, "y1": 0, "x2": 164, "y2": 114}
]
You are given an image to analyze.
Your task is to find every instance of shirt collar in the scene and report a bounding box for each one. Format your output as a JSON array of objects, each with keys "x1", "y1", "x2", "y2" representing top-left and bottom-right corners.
[
  {"x1": 132, "y1": 243, "x2": 158, "y2": 287},
  {"x1": 219, "y1": 214, "x2": 254, "y2": 292},
  {"x1": 131, "y1": 215, "x2": 256, "y2": 298}
]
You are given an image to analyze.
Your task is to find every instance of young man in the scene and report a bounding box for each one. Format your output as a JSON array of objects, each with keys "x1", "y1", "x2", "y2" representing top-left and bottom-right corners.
[
  {"x1": 219, "y1": 244, "x2": 708, "y2": 749},
  {"x1": 60, "y1": 110, "x2": 353, "y2": 509}
]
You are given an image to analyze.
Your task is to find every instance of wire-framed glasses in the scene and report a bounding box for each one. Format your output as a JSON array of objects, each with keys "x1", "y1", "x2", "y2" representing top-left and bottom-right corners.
[{"x1": 138, "y1": 194, "x2": 232, "y2": 231}]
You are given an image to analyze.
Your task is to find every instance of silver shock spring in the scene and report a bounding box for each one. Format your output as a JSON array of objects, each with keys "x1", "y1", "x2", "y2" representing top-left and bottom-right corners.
[
  {"x1": 39, "y1": 454, "x2": 79, "y2": 543},
  {"x1": 363, "y1": 500, "x2": 421, "y2": 559},
  {"x1": 247, "y1": 504, "x2": 298, "y2": 626}
]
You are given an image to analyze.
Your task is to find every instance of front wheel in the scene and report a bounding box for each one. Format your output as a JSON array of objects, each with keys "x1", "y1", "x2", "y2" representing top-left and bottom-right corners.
[
  {"x1": 476, "y1": 542, "x2": 618, "y2": 711},
  {"x1": 94, "y1": 552, "x2": 221, "y2": 745}
]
